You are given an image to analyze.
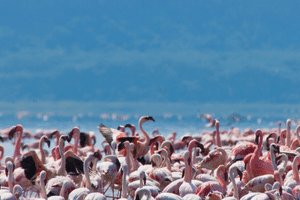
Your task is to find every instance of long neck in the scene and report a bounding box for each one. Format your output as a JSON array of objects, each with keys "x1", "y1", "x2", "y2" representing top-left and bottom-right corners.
[
  {"x1": 293, "y1": 157, "x2": 300, "y2": 182},
  {"x1": 56, "y1": 133, "x2": 60, "y2": 146},
  {"x1": 139, "y1": 120, "x2": 150, "y2": 146},
  {"x1": 183, "y1": 155, "x2": 191, "y2": 183},
  {"x1": 0, "y1": 146, "x2": 4, "y2": 160},
  {"x1": 40, "y1": 176, "x2": 47, "y2": 199},
  {"x1": 230, "y1": 168, "x2": 239, "y2": 200},
  {"x1": 121, "y1": 168, "x2": 128, "y2": 198},
  {"x1": 8, "y1": 168, "x2": 14, "y2": 193},
  {"x1": 270, "y1": 147, "x2": 277, "y2": 170},
  {"x1": 287, "y1": 121, "x2": 292, "y2": 146},
  {"x1": 216, "y1": 170, "x2": 226, "y2": 190},
  {"x1": 58, "y1": 139, "x2": 66, "y2": 176},
  {"x1": 39, "y1": 138, "x2": 46, "y2": 164},
  {"x1": 13, "y1": 132, "x2": 23, "y2": 160},
  {"x1": 73, "y1": 132, "x2": 79, "y2": 155},
  {"x1": 162, "y1": 153, "x2": 172, "y2": 171},
  {"x1": 254, "y1": 134, "x2": 263, "y2": 159},
  {"x1": 59, "y1": 181, "x2": 68, "y2": 199},
  {"x1": 84, "y1": 156, "x2": 93, "y2": 190},
  {"x1": 125, "y1": 146, "x2": 132, "y2": 173},
  {"x1": 215, "y1": 123, "x2": 221, "y2": 147}
]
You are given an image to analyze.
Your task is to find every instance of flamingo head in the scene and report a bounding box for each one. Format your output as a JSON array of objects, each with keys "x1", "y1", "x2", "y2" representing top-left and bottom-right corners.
[
  {"x1": 266, "y1": 133, "x2": 278, "y2": 151},
  {"x1": 61, "y1": 135, "x2": 71, "y2": 143},
  {"x1": 44, "y1": 137, "x2": 51, "y2": 148},
  {"x1": 8, "y1": 124, "x2": 23, "y2": 140},
  {"x1": 93, "y1": 150, "x2": 102, "y2": 160},
  {"x1": 125, "y1": 124, "x2": 136, "y2": 134},
  {"x1": 140, "y1": 116, "x2": 155, "y2": 124},
  {"x1": 287, "y1": 119, "x2": 292, "y2": 129},
  {"x1": 68, "y1": 127, "x2": 80, "y2": 140},
  {"x1": 255, "y1": 129, "x2": 263, "y2": 144},
  {"x1": 48, "y1": 130, "x2": 59, "y2": 141}
]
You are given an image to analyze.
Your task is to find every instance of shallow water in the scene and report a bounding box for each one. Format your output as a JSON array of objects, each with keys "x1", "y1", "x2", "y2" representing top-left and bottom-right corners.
[{"x1": 1, "y1": 102, "x2": 300, "y2": 156}]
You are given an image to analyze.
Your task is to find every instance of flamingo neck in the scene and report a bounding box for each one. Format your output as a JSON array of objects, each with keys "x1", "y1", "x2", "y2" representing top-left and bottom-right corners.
[
  {"x1": 293, "y1": 157, "x2": 300, "y2": 182},
  {"x1": 56, "y1": 134, "x2": 60, "y2": 146},
  {"x1": 216, "y1": 125, "x2": 221, "y2": 147},
  {"x1": 13, "y1": 132, "x2": 22, "y2": 160},
  {"x1": 270, "y1": 147, "x2": 278, "y2": 170},
  {"x1": 0, "y1": 146, "x2": 4, "y2": 160},
  {"x1": 125, "y1": 146, "x2": 132, "y2": 173},
  {"x1": 287, "y1": 122, "x2": 292, "y2": 146},
  {"x1": 183, "y1": 155, "x2": 192, "y2": 183},
  {"x1": 279, "y1": 131, "x2": 286, "y2": 145},
  {"x1": 230, "y1": 168, "x2": 239, "y2": 200},
  {"x1": 121, "y1": 167, "x2": 128, "y2": 198},
  {"x1": 59, "y1": 181, "x2": 68, "y2": 199},
  {"x1": 58, "y1": 139, "x2": 66, "y2": 176},
  {"x1": 162, "y1": 153, "x2": 172, "y2": 171},
  {"x1": 139, "y1": 120, "x2": 150, "y2": 146},
  {"x1": 84, "y1": 155, "x2": 93, "y2": 190},
  {"x1": 74, "y1": 136, "x2": 79, "y2": 155},
  {"x1": 39, "y1": 138, "x2": 46, "y2": 164},
  {"x1": 40, "y1": 177, "x2": 47, "y2": 199},
  {"x1": 216, "y1": 172, "x2": 226, "y2": 190},
  {"x1": 254, "y1": 134, "x2": 263, "y2": 159},
  {"x1": 8, "y1": 169, "x2": 13, "y2": 193}
]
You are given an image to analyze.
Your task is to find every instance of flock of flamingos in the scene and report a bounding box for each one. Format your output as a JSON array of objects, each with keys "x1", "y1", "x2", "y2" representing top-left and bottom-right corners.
[{"x1": 0, "y1": 115, "x2": 300, "y2": 199}]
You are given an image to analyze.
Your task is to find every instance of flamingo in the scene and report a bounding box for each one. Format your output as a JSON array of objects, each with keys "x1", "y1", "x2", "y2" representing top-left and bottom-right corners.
[
  {"x1": 196, "y1": 165, "x2": 228, "y2": 198},
  {"x1": 246, "y1": 130, "x2": 274, "y2": 180},
  {"x1": 197, "y1": 147, "x2": 227, "y2": 172},
  {"x1": 284, "y1": 155, "x2": 300, "y2": 189},
  {"x1": 178, "y1": 151, "x2": 196, "y2": 197}
]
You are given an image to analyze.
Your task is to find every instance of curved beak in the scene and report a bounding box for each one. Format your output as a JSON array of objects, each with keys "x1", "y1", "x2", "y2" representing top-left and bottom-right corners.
[
  {"x1": 61, "y1": 135, "x2": 70, "y2": 142},
  {"x1": 49, "y1": 130, "x2": 59, "y2": 138},
  {"x1": 8, "y1": 127, "x2": 17, "y2": 140},
  {"x1": 68, "y1": 130, "x2": 74, "y2": 139},
  {"x1": 255, "y1": 134, "x2": 259, "y2": 145},
  {"x1": 93, "y1": 151, "x2": 102, "y2": 160},
  {"x1": 45, "y1": 138, "x2": 51, "y2": 148},
  {"x1": 147, "y1": 116, "x2": 155, "y2": 122}
]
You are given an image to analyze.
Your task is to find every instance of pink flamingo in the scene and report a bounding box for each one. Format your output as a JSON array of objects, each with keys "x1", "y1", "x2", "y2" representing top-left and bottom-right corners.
[
  {"x1": 214, "y1": 119, "x2": 221, "y2": 147},
  {"x1": 134, "y1": 116, "x2": 155, "y2": 160},
  {"x1": 291, "y1": 125, "x2": 300, "y2": 150},
  {"x1": 196, "y1": 165, "x2": 228, "y2": 198},
  {"x1": 197, "y1": 147, "x2": 227, "y2": 171},
  {"x1": 284, "y1": 155, "x2": 300, "y2": 189},
  {"x1": 68, "y1": 127, "x2": 81, "y2": 155},
  {"x1": 247, "y1": 130, "x2": 274, "y2": 180},
  {"x1": 178, "y1": 151, "x2": 196, "y2": 197}
]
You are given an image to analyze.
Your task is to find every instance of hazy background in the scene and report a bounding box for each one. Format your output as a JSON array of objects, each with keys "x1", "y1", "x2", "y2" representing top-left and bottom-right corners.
[{"x1": 0, "y1": 1, "x2": 300, "y2": 130}]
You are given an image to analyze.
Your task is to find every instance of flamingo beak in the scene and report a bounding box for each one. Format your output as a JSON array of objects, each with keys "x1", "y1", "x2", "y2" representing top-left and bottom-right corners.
[
  {"x1": 49, "y1": 130, "x2": 59, "y2": 138},
  {"x1": 197, "y1": 142, "x2": 205, "y2": 154},
  {"x1": 8, "y1": 127, "x2": 17, "y2": 140},
  {"x1": 255, "y1": 134, "x2": 259, "y2": 144},
  {"x1": 237, "y1": 168, "x2": 243, "y2": 181},
  {"x1": 224, "y1": 171, "x2": 228, "y2": 182},
  {"x1": 68, "y1": 130, "x2": 74, "y2": 139},
  {"x1": 45, "y1": 138, "x2": 51, "y2": 148},
  {"x1": 93, "y1": 151, "x2": 102, "y2": 160},
  {"x1": 92, "y1": 137, "x2": 96, "y2": 145},
  {"x1": 147, "y1": 116, "x2": 155, "y2": 122},
  {"x1": 61, "y1": 135, "x2": 70, "y2": 142}
]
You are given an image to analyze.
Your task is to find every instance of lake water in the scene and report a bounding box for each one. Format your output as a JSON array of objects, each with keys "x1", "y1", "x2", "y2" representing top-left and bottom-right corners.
[{"x1": 1, "y1": 102, "x2": 300, "y2": 156}]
